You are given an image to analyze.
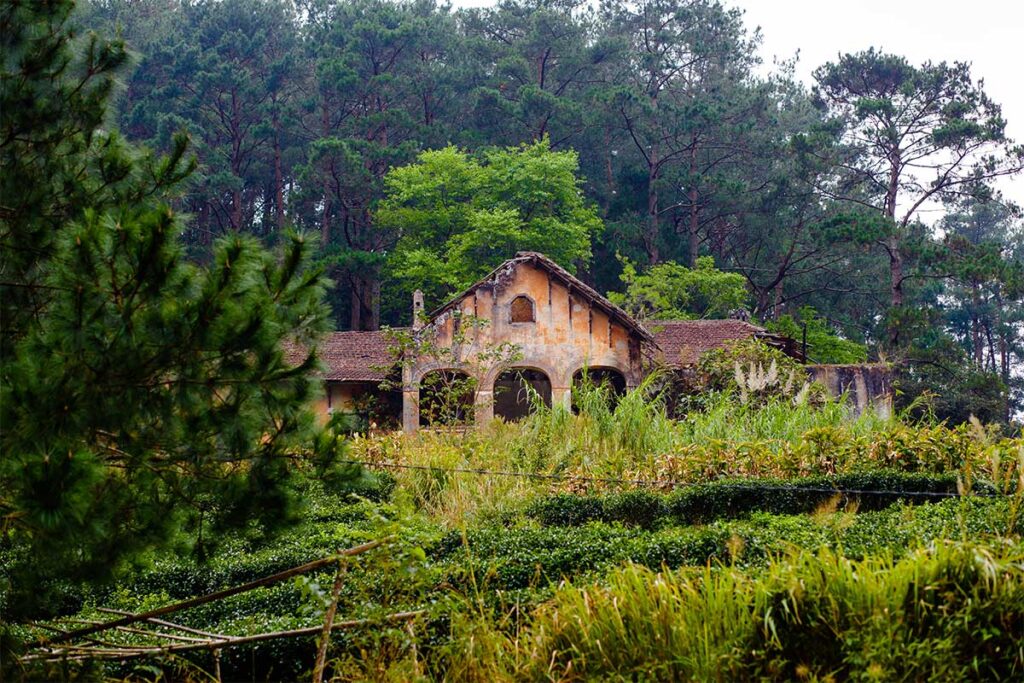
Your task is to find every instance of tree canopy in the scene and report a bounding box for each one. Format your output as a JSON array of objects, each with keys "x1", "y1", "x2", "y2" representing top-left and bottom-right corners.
[
  {"x1": 378, "y1": 139, "x2": 600, "y2": 307},
  {"x1": 20, "y1": 0, "x2": 1024, "y2": 422},
  {"x1": 609, "y1": 256, "x2": 748, "y2": 321}
]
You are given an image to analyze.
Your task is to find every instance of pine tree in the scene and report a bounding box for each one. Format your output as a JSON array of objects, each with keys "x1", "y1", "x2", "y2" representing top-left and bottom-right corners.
[{"x1": 1, "y1": 0, "x2": 336, "y2": 619}]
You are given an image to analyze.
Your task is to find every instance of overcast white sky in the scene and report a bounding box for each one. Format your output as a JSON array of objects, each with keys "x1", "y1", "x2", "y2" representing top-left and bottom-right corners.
[{"x1": 451, "y1": 0, "x2": 1024, "y2": 209}]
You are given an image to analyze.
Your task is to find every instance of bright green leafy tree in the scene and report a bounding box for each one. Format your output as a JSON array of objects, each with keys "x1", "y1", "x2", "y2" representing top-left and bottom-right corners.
[
  {"x1": 609, "y1": 256, "x2": 748, "y2": 320},
  {"x1": 766, "y1": 306, "x2": 868, "y2": 364},
  {"x1": 377, "y1": 138, "x2": 600, "y2": 309}
]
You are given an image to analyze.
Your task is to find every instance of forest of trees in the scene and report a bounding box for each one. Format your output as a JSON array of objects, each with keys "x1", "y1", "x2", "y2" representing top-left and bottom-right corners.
[
  {"x1": 69, "y1": 0, "x2": 1024, "y2": 421},
  {"x1": 5, "y1": 5, "x2": 1024, "y2": 674}
]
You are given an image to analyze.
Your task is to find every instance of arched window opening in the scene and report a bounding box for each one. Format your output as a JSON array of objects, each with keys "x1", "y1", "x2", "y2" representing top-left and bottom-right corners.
[
  {"x1": 419, "y1": 370, "x2": 475, "y2": 427},
  {"x1": 494, "y1": 368, "x2": 551, "y2": 421},
  {"x1": 509, "y1": 295, "x2": 535, "y2": 323},
  {"x1": 572, "y1": 367, "x2": 627, "y2": 413}
]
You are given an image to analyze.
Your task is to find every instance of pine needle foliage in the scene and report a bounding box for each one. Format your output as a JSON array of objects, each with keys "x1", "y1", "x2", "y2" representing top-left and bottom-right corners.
[{"x1": 1, "y1": 1, "x2": 336, "y2": 620}]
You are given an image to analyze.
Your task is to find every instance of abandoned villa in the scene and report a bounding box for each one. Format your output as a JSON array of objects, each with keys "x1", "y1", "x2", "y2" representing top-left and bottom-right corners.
[{"x1": 296, "y1": 252, "x2": 891, "y2": 432}]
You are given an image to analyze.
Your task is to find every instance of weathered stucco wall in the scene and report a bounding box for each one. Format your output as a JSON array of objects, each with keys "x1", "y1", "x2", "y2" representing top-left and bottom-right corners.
[
  {"x1": 310, "y1": 382, "x2": 366, "y2": 421},
  {"x1": 807, "y1": 363, "x2": 892, "y2": 418},
  {"x1": 311, "y1": 381, "x2": 402, "y2": 431},
  {"x1": 403, "y1": 260, "x2": 648, "y2": 431}
]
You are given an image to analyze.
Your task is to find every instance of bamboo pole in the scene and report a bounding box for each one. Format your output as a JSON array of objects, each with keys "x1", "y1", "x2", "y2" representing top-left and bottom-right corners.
[
  {"x1": 95, "y1": 608, "x2": 231, "y2": 640},
  {"x1": 29, "y1": 623, "x2": 125, "y2": 650},
  {"x1": 63, "y1": 618, "x2": 209, "y2": 643},
  {"x1": 28, "y1": 611, "x2": 424, "y2": 662},
  {"x1": 311, "y1": 560, "x2": 346, "y2": 683},
  {"x1": 43, "y1": 538, "x2": 391, "y2": 646}
]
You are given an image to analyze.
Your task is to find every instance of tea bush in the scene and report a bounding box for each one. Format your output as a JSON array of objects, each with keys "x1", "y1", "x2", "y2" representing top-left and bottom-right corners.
[
  {"x1": 652, "y1": 421, "x2": 1021, "y2": 482},
  {"x1": 349, "y1": 400, "x2": 1020, "y2": 526},
  {"x1": 524, "y1": 471, "x2": 980, "y2": 528},
  {"x1": 440, "y1": 498, "x2": 1017, "y2": 590},
  {"x1": 12, "y1": 396, "x2": 1022, "y2": 680}
]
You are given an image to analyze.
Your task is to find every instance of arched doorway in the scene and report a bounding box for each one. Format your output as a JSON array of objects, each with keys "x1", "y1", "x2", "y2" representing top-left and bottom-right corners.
[
  {"x1": 572, "y1": 367, "x2": 627, "y2": 412},
  {"x1": 419, "y1": 370, "x2": 475, "y2": 427},
  {"x1": 493, "y1": 368, "x2": 552, "y2": 421}
]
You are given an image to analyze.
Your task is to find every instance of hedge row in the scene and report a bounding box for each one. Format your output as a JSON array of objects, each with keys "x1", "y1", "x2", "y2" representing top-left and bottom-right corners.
[
  {"x1": 524, "y1": 471, "x2": 990, "y2": 528},
  {"x1": 441, "y1": 497, "x2": 1015, "y2": 590}
]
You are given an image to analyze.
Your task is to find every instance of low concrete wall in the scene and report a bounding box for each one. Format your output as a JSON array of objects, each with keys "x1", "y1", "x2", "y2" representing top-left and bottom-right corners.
[{"x1": 807, "y1": 363, "x2": 893, "y2": 418}]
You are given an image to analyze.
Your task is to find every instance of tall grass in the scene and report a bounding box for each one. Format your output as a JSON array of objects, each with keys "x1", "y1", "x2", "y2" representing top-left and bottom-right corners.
[
  {"x1": 443, "y1": 541, "x2": 1024, "y2": 681},
  {"x1": 678, "y1": 391, "x2": 888, "y2": 443},
  {"x1": 510, "y1": 373, "x2": 679, "y2": 476},
  {"x1": 348, "y1": 381, "x2": 1019, "y2": 524}
]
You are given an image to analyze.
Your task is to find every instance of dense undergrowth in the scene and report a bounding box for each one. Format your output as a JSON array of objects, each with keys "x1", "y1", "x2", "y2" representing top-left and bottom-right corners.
[
  {"x1": 7, "y1": 382, "x2": 1024, "y2": 681},
  {"x1": 349, "y1": 383, "x2": 1020, "y2": 524}
]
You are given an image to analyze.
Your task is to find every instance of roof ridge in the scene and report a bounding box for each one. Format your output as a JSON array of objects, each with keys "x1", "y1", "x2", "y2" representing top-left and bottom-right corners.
[{"x1": 427, "y1": 252, "x2": 654, "y2": 342}]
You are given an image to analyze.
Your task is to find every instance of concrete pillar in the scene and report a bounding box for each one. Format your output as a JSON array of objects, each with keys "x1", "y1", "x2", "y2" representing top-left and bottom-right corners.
[
  {"x1": 552, "y1": 385, "x2": 572, "y2": 410},
  {"x1": 853, "y1": 368, "x2": 868, "y2": 415},
  {"x1": 475, "y1": 388, "x2": 494, "y2": 425},
  {"x1": 412, "y1": 290, "x2": 424, "y2": 330},
  {"x1": 402, "y1": 386, "x2": 418, "y2": 433},
  {"x1": 402, "y1": 364, "x2": 418, "y2": 433}
]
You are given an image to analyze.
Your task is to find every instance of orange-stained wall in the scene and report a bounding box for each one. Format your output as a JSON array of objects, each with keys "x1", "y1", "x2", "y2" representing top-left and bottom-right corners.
[
  {"x1": 310, "y1": 383, "x2": 361, "y2": 421},
  {"x1": 403, "y1": 260, "x2": 649, "y2": 430}
]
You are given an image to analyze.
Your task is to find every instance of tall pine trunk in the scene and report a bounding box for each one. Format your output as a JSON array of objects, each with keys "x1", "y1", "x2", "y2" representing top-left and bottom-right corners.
[
  {"x1": 971, "y1": 282, "x2": 984, "y2": 365},
  {"x1": 320, "y1": 100, "x2": 332, "y2": 245},
  {"x1": 350, "y1": 278, "x2": 364, "y2": 331},
  {"x1": 602, "y1": 126, "x2": 616, "y2": 216},
  {"x1": 349, "y1": 275, "x2": 381, "y2": 331},
  {"x1": 232, "y1": 188, "x2": 243, "y2": 232},
  {"x1": 688, "y1": 140, "x2": 700, "y2": 267},
  {"x1": 273, "y1": 110, "x2": 285, "y2": 231},
  {"x1": 887, "y1": 234, "x2": 904, "y2": 347},
  {"x1": 646, "y1": 161, "x2": 660, "y2": 264},
  {"x1": 885, "y1": 155, "x2": 903, "y2": 348}
]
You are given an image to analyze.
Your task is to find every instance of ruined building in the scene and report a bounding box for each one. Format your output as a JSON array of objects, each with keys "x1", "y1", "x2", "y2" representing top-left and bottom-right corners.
[{"x1": 298, "y1": 252, "x2": 891, "y2": 432}]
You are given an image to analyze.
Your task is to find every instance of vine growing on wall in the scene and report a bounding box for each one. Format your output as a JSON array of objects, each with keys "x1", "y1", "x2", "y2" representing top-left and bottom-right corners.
[{"x1": 379, "y1": 312, "x2": 522, "y2": 426}]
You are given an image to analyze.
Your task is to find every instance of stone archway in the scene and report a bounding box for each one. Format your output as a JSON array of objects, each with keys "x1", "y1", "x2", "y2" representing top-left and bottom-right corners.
[
  {"x1": 572, "y1": 366, "x2": 627, "y2": 412},
  {"x1": 493, "y1": 368, "x2": 552, "y2": 421},
  {"x1": 418, "y1": 369, "x2": 476, "y2": 427}
]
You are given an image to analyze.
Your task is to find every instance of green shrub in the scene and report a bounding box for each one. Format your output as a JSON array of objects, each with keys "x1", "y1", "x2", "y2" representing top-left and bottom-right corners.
[
  {"x1": 693, "y1": 339, "x2": 824, "y2": 405},
  {"x1": 524, "y1": 472, "x2": 976, "y2": 528},
  {"x1": 602, "y1": 490, "x2": 667, "y2": 529},
  {"x1": 523, "y1": 493, "x2": 606, "y2": 527},
  {"x1": 766, "y1": 305, "x2": 868, "y2": 364},
  {"x1": 668, "y1": 471, "x2": 975, "y2": 524},
  {"x1": 441, "y1": 498, "x2": 1014, "y2": 590}
]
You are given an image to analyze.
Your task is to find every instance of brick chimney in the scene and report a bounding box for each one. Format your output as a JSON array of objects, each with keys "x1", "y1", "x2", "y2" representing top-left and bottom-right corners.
[{"x1": 412, "y1": 289, "x2": 424, "y2": 330}]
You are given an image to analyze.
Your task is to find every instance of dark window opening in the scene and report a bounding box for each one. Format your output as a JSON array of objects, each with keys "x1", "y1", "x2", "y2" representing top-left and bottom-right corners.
[
  {"x1": 510, "y1": 295, "x2": 535, "y2": 323},
  {"x1": 329, "y1": 382, "x2": 402, "y2": 434},
  {"x1": 572, "y1": 368, "x2": 627, "y2": 413},
  {"x1": 494, "y1": 368, "x2": 551, "y2": 421}
]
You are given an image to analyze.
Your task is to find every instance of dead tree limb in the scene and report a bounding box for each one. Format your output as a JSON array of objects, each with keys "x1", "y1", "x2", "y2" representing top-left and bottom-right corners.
[{"x1": 312, "y1": 560, "x2": 347, "y2": 683}]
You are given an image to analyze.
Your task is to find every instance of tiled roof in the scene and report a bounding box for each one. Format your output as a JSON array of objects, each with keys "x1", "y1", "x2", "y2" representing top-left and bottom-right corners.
[
  {"x1": 649, "y1": 319, "x2": 767, "y2": 367},
  {"x1": 286, "y1": 253, "x2": 802, "y2": 381},
  {"x1": 285, "y1": 330, "x2": 401, "y2": 382},
  {"x1": 297, "y1": 320, "x2": 785, "y2": 380}
]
